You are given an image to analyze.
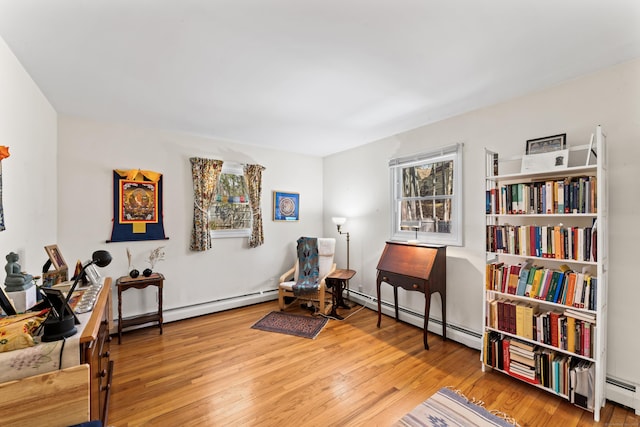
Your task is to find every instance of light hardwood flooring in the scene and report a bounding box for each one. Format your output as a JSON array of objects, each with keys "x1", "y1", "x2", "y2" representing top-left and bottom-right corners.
[{"x1": 109, "y1": 300, "x2": 639, "y2": 427}]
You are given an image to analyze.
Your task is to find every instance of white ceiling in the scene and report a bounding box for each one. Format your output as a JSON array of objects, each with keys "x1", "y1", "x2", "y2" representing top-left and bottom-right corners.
[{"x1": 1, "y1": 1, "x2": 639, "y2": 157}]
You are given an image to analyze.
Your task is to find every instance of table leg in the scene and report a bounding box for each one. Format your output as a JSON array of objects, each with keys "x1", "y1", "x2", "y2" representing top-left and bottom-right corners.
[
  {"x1": 328, "y1": 280, "x2": 344, "y2": 320},
  {"x1": 117, "y1": 287, "x2": 123, "y2": 344},
  {"x1": 158, "y1": 284, "x2": 163, "y2": 335}
]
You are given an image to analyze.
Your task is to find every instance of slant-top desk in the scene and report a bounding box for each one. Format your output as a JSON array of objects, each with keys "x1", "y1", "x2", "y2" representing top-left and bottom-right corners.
[{"x1": 376, "y1": 241, "x2": 446, "y2": 349}]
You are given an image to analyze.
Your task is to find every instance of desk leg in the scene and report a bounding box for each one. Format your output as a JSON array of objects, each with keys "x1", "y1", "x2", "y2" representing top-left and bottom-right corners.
[
  {"x1": 441, "y1": 291, "x2": 446, "y2": 341},
  {"x1": 393, "y1": 286, "x2": 399, "y2": 321},
  {"x1": 376, "y1": 279, "x2": 382, "y2": 328},
  {"x1": 423, "y1": 292, "x2": 430, "y2": 350}
]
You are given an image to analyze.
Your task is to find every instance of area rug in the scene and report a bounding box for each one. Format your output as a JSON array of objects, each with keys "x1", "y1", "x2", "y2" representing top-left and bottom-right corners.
[
  {"x1": 251, "y1": 311, "x2": 328, "y2": 339},
  {"x1": 394, "y1": 387, "x2": 519, "y2": 427}
]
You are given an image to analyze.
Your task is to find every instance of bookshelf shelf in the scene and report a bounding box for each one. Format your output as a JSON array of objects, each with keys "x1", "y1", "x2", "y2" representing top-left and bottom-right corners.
[
  {"x1": 486, "y1": 252, "x2": 598, "y2": 266},
  {"x1": 488, "y1": 165, "x2": 597, "y2": 181},
  {"x1": 481, "y1": 126, "x2": 607, "y2": 422},
  {"x1": 486, "y1": 213, "x2": 598, "y2": 218},
  {"x1": 491, "y1": 366, "x2": 571, "y2": 399}
]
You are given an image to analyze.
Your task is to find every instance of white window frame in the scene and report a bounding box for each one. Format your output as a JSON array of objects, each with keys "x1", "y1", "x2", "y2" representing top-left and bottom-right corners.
[
  {"x1": 389, "y1": 143, "x2": 463, "y2": 246},
  {"x1": 210, "y1": 162, "x2": 252, "y2": 239}
]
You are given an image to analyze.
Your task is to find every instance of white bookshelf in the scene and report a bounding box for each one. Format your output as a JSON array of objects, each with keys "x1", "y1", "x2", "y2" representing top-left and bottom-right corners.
[{"x1": 480, "y1": 126, "x2": 608, "y2": 421}]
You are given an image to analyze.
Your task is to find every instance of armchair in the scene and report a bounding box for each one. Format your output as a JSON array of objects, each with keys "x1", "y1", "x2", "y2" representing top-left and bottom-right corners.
[{"x1": 278, "y1": 237, "x2": 336, "y2": 314}]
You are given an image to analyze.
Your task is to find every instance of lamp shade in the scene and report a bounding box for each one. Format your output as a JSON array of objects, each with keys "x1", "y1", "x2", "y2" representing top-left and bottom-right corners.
[
  {"x1": 332, "y1": 217, "x2": 346, "y2": 226},
  {"x1": 92, "y1": 250, "x2": 112, "y2": 268}
]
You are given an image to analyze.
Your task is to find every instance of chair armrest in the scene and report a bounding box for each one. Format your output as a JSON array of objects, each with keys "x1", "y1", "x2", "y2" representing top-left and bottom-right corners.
[{"x1": 278, "y1": 266, "x2": 295, "y2": 284}]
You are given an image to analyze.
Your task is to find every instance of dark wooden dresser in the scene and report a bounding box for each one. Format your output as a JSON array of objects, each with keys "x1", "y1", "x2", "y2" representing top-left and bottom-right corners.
[
  {"x1": 79, "y1": 277, "x2": 114, "y2": 424},
  {"x1": 376, "y1": 241, "x2": 446, "y2": 349}
]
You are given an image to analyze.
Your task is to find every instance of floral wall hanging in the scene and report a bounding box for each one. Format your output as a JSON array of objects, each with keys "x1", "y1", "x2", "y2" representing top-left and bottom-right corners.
[{"x1": 108, "y1": 169, "x2": 168, "y2": 242}]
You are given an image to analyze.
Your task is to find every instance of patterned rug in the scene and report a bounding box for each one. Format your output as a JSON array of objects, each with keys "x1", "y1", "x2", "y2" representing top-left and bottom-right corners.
[
  {"x1": 251, "y1": 311, "x2": 328, "y2": 339},
  {"x1": 395, "y1": 387, "x2": 519, "y2": 427}
]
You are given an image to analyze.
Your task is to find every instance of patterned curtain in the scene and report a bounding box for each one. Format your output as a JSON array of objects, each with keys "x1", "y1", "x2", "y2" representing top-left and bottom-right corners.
[
  {"x1": 190, "y1": 157, "x2": 223, "y2": 251},
  {"x1": 244, "y1": 164, "x2": 266, "y2": 248}
]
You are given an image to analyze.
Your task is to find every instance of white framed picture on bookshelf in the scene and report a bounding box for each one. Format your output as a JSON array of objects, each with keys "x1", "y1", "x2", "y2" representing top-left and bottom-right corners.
[{"x1": 520, "y1": 149, "x2": 569, "y2": 173}]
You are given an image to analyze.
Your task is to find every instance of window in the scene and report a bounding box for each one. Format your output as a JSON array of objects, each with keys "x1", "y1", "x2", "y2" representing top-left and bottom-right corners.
[
  {"x1": 209, "y1": 163, "x2": 252, "y2": 238},
  {"x1": 390, "y1": 143, "x2": 463, "y2": 246}
]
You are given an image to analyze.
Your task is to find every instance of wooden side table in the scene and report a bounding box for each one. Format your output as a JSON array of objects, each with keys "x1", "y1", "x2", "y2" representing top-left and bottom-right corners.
[
  {"x1": 325, "y1": 269, "x2": 356, "y2": 320},
  {"x1": 116, "y1": 273, "x2": 164, "y2": 344}
]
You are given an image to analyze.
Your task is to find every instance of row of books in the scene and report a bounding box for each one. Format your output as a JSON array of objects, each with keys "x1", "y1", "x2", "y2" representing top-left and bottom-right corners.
[
  {"x1": 486, "y1": 223, "x2": 597, "y2": 262},
  {"x1": 485, "y1": 176, "x2": 597, "y2": 215},
  {"x1": 487, "y1": 299, "x2": 596, "y2": 357},
  {"x1": 485, "y1": 261, "x2": 598, "y2": 310},
  {"x1": 484, "y1": 332, "x2": 594, "y2": 409}
]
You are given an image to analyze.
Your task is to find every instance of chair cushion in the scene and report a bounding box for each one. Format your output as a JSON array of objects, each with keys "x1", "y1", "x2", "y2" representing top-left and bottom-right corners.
[
  {"x1": 293, "y1": 237, "x2": 320, "y2": 296},
  {"x1": 280, "y1": 281, "x2": 295, "y2": 291}
]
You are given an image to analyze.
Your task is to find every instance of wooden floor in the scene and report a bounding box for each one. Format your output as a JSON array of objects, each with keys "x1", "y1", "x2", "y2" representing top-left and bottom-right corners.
[{"x1": 109, "y1": 300, "x2": 639, "y2": 427}]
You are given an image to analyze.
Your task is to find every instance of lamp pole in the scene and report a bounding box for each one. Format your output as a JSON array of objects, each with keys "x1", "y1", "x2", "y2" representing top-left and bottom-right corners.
[{"x1": 336, "y1": 225, "x2": 350, "y2": 303}]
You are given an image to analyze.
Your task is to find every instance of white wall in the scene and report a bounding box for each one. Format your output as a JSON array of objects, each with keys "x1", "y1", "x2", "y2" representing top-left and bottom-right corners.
[
  {"x1": 57, "y1": 117, "x2": 324, "y2": 321},
  {"x1": 0, "y1": 37, "x2": 57, "y2": 280},
  {"x1": 324, "y1": 58, "x2": 640, "y2": 386}
]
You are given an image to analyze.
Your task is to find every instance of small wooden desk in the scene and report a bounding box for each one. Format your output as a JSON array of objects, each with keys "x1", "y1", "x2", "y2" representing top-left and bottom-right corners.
[
  {"x1": 116, "y1": 273, "x2": 164, "y2": 344},
  {"x1": 376, "y1": 242, "x2": 446, "y2": 350},
  {"x1": 325, "y1": 269, "x2": 356, "y2": 320}
]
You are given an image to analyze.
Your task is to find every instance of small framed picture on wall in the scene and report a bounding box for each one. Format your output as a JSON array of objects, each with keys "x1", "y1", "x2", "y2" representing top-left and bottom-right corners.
[{"x1": 273, "y1": 191, "x2": 299, "y2": 221}]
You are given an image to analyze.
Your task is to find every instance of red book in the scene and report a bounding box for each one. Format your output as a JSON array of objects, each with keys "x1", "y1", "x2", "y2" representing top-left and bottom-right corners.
[
  {"x1": 502, "y1": 337, "x2": 510, "y2": 371},
  {"x1": 507, "y1": 265, "x2": 521, "y2": 295},
  {"x1": 507, "y1": 368, "x2": 540, "y2": 385}
]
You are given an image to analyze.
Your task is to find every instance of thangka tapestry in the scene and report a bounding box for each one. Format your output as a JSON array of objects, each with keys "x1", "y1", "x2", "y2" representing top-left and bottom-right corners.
[{"x1": 109, "y1": 169, "x2": 167, "y2": 242}]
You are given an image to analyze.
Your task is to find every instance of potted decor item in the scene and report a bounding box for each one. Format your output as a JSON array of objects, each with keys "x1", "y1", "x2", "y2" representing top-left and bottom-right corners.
[
  {"x1": 145, "y1": 246, "x2": 165, "y2": 276},
  {"x1": 127, "y1": 248, "x2": 139, "y2": 278}
]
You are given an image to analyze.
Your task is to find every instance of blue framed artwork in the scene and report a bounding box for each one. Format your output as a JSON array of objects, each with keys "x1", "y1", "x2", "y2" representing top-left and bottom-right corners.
[{"x1": 273, "y1": 191, "x2": 299, "y2": 221}]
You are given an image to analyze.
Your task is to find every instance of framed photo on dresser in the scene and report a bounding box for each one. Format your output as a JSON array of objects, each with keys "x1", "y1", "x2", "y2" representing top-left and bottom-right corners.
[{"x1": 45, "y1": 244, "x2": 67, "y2": 271}]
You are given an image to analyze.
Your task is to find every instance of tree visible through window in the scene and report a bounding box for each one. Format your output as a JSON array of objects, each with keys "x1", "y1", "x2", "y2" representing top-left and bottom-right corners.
[
  {"x1": 209, "y1": 164, "x2": 252, "y2": 238},
  {"x1": 390, "y1": 143, "x2": 463, "y2": 246}
]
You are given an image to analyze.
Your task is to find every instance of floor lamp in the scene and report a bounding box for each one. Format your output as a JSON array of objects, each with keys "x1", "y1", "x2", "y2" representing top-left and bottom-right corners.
[{"x1": 332, "y1": 217, "x2": 351, "y2": 305}]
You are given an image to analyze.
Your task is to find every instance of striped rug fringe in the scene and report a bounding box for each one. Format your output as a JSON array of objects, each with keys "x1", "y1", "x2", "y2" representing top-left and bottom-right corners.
[{"x1": 446, "y1": 386, "x2": 521, "y2": 427}]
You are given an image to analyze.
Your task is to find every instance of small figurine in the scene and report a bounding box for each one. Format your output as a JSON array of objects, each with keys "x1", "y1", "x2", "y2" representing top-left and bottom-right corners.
[{"x1": 4, "y1": 252, "x2": 34, "y2": 291}]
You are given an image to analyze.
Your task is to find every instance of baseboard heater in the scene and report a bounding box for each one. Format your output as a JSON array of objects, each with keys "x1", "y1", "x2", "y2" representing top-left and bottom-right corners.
[
  {"x1": 135, "y1": 288, "x2": 280, "y2": 327},
  {"x1": 348, "y1": 290, "x2": 482, "y2": 350},
  {"x1": 606, "y1": 377, "x2": 640, "y2": 414}
]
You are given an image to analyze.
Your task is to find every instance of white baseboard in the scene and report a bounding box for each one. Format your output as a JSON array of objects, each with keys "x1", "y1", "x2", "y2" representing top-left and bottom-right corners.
[
  {"x1": 606, "y1": 377, "x2": 640, "y2": 415},
  {"x1": 111, "y1": 289, "x2": 279, "y2": 334},
  {"x1": 163, "y1": 290, "x2": 279, "y2": 323},
  {"x1": 348, "y1": 291, "x2": 483, "y2": 350}
]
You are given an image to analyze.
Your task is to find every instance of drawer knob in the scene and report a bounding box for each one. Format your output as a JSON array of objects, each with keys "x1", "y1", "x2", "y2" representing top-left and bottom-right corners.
[
  {"x1": 383, "y1": 277, "x2": 388, "y2": 281},
  {"x1": 412, "y1": 284, "x2": 418, "y2": 289},
  {"x1": 100, "y1": 369, "x2": 107, "y2": 377},
  {"x1": 102, "y1": 351, "x2": 110, "y2": 358}
]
